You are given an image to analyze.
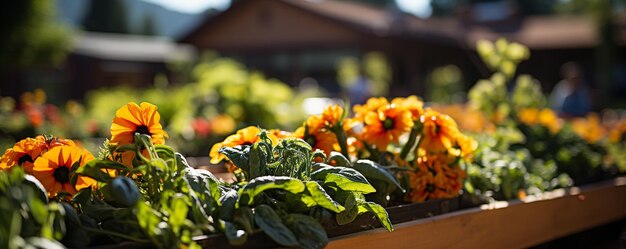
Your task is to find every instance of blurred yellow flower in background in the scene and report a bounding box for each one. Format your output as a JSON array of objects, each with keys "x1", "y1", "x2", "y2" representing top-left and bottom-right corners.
[{"x1": 571, "y1": 113, "x2": 606, "y2": 143}]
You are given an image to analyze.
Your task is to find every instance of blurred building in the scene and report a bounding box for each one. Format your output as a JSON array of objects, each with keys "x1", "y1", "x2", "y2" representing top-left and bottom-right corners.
[
  {"x1": 1, "y1": 32, "x2": 194, "y2": 102},
  {"x1": 180, "y1": 0, "x2": 626, "y2": 98}
]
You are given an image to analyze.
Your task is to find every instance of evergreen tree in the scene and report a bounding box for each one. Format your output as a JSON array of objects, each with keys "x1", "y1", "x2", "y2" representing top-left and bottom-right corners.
[
  {"x1": 82, "y1": 0, "x2": 130, "y2": 34},
  {"x1": 139, "y1": 13, "x2": 158, "y2": 36}
]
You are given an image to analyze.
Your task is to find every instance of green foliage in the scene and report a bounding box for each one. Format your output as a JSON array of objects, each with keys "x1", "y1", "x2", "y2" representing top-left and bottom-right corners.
[
  {"x1": 219, "y1": 129, "x2": 393, "y2": 247},
  {"x1": 427, "y1": 65, "x2": 465, "y2": 104},
  {"x1": 336, "y1": 51, "x2": 392, "y2": 96},
  {"x1": 0, "y1": 0, "x2": 71, "y2": 68},
  {"x1": 82, "y1": 0, "x2": 129, "y2": 34},
  {"x1": 0, "y1": 168, "x2": 67, "y2": 249}
]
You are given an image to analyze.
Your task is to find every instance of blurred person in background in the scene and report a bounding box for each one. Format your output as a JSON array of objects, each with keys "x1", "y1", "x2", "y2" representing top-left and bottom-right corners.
[{"x1": 550, "y1": 62, "x2": 591, "y2": 118}]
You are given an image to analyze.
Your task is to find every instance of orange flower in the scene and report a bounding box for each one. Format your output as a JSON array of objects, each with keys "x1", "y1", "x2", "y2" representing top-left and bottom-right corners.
[
  {"x1": 391, "y1": 95, "x2": 424, "y2": 120},
  {"x1": 268, "y1": 129, "x2": 294, "y2": 139},
  {"x1": 517, "y1": 108, "x2": 562, "y2": 134},
  {"x1": 321, "y1": 104, "x2": 344, "y2": 129},
  {"x1": 210, "y1": 114, "x2": 237, "y2": 136},
  {"x1": 32, "y1": 145, "x2": 96, "y2": 198},
  {"x1": 294, "y1": 125, "x2": 338, "y2": 156},
  {"x1": 453, "y1": 134, "x2": 478, "y2": 161},
  {"x1": 110, "y1": 102, "x2": 168, "y2": 146},
  {"x1": 419, "y1": 109, "x2": 460, "y2": 154},
  {"x1": 571, "y1": 113, "x2": 605, "y2": 143},
  {"x1": 209, "y1": 126, "x2": 277, "y2": 165},
  {"x1": 609, "y1": 121, "x2": 626, "y2": 143},
  {"x1": 0, "y1": 135, "x2": 74, "y2": 173},
  {"x1": 361, "y1": 104, "x2": 413, "y2": 150},
  {"x1": 352, "y1": 97, "x2": 389, "y2": 120},
  {"x1": 406, "y1": 155, "x2": 466, "y2": 203}
]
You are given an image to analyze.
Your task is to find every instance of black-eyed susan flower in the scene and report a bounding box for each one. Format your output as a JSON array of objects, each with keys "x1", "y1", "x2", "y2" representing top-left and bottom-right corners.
[
  {"x1": 32, "y1": 145, "x2": 96, "y2": 198},
  {"x1": 110, "y1": 102, "x2": 168, "y2": 146}
]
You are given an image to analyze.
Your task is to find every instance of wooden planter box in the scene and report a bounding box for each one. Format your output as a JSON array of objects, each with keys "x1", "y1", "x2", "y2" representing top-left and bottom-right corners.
[{"x1": 327, "y1": 177, "x2": 626, "y2": 249}]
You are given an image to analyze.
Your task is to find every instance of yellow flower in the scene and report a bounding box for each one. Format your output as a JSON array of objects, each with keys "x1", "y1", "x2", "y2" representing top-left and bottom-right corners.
[
  {"x1": 360, "y1": 104, "x2": 413, "y2": 150},
  {"x1": 209, "y1": 126, "x2": 277, "y2": 165},
  {"x1": 110, "y1": 102, "x2": 168, "y2": 146},
  {"x1": 32, "y1": 145, "x2": 96, "y2": 198},
  {"x1": 538, "y1": 109, "x2": 561, "y2": 134},
  {"x1": 268, "y1": 129, "x2": 294, "y2": 139},
  {"x1": 517, "y1": 108, "x2": 539, "y2": 125},
  {"x1": 419, "y1": 109, "x2": 460, "y2": 154},
  {"x1": 210, "y1": 114, "x2": 237, "y2": 136}
]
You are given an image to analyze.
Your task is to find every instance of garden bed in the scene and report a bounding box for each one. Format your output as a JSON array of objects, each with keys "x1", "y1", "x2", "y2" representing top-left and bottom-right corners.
[{"x1": 326, "y1": 177, "x2": 626, "y2": 249}]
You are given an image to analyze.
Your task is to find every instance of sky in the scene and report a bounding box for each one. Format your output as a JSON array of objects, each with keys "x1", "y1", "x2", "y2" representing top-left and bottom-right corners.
[{"x1": 142, "y1": 0, "x2": 432, "y2": 18}]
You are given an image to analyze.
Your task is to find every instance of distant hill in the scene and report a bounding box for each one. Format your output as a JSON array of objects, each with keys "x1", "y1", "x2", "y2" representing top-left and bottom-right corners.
[{"x1": 55, "y1": 0, "x2": 216, "y2": 38}]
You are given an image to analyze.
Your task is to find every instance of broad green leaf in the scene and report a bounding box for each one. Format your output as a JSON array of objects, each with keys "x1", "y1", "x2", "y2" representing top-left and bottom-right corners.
[
  {"x1": 23, "y1": 175, "x2": 48, "y2": 203},
  {"x1": 360, "y1": 202, "x2": 393, "y2": 232},
  {"x1": 219, "y1": 146, "x2": 250, "y2": 171},
  {"x1": 335, "y1": 192, "x2": 358, "y2": 225},
  {"x1": 218, "y1": 189, "x2": 238, "y2": 220},
  {"x1": 225, "y1": 221, "x2": 248, "y2": 246},
  {"x1": 284, "y1": 214, "x2": 328, "y2": 249},
  {"x1": 254, "y1": 205, "x2": 299, "y2": 247},
  {"x1": 352, "y1": 160, "x2": 404, "y2": 192},
  {"x1": 233, "y1": 207, "x2": 254, "y2": 234},
  {"x1": 249, "y1": 143, "x2": 266, "y2": 178},
  {"x1": 325, "y1": 173, "x2": 376, "y2": 194},
  {"x1": 305, "y1": 181, "x2": 344, "y2": 213},
  {"x1": 238, "y1": 176, "x2": 305, "y2": 205},
  {"x1": 328, "y1": 152, "x2": 351, "y2": 167}
]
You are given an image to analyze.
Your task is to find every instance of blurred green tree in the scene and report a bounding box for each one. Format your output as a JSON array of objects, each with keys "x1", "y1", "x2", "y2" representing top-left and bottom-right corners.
[
  {"x1": 82, "y1": 0, "x2": 130, "y2": 34},
  {"x1": 139, "y1": 14, "x2": 159, "y2": 36},
  {"x1": 0, "y1": 0, "x2": 71, "y2": 68}
]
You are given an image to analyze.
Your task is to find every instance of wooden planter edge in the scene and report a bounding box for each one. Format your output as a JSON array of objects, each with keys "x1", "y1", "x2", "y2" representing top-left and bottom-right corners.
[{"x1": 326, "y1": 177, "x2": 626, "y2": 249}]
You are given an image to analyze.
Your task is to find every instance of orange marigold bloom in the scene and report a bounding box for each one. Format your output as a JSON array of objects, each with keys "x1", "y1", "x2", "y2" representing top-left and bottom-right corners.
[
  {"x1": 360, "y1": 104, "x2": 413, "y2": 150},
  {"x1": 537, "y1": 108, "x2": 561, "y2": 134},
  {"x1": 571, "y1": 113, "x2": 605, "y2": 143},
  {"x1": 268, "y1": 129, "x2": 294, "y2": 139},
  {"x1": 609, "y1": 121, "x2": 626, "y2": 143},
  {"x1": 391, "y1": 95, "x2": 424, "y2": 120},
  {"x1": 406, "y1": 155, "x2": 465, "y2": 203},
  {"x1": 209, "y1": 126, "x2": 277, "y2": 165},
  {"x1": 110, "y1": 102, "x2": 168, "y2": 146},
  {"x1": 352, "y1": 97, "x2": 389, "y2": 120},
  {"x1": 453, "y1": 134, "x2": 478, "y2": 161},
  {"x1": 32, "y1": 145, "x2": 96, "y2": 198},
  {"x1": 321, "y1": 104, "x2": 344, "y2": 129},
  {"x1": 294, "y1": 126, "x2": 338, "y2": 156},
  {"x1": 419, "y1": 109, "x2": 460, "y2": 154}
]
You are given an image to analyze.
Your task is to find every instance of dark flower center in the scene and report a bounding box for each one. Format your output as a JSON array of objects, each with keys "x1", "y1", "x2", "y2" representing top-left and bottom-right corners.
[
  {"x1": 426, "y1": 183, "x2": 436, "y2": 193},
  {"x1": 383, "y1": 118, "x2": 395, "y2": 130},
  {"x1": 305, "y1": 136, "x2": 317, "y2": 146},
  {"x1": 135, "y1": 125, "x2": 151, "y2": 136},
  {"x1": 53, "y1": 167, "x2": 70, "y2": 184},
  {"x1": 18, "y1": 155, "x2": 34, "y2": 165}
]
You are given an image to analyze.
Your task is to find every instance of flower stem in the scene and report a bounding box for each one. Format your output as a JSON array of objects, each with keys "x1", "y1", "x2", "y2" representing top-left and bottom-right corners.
[
  {"x1": 333, "y1": 124, "x2": 350, "y2": 159},
  {"x1": 399, "y1": 124, "x2": 422, "y2": 160}
]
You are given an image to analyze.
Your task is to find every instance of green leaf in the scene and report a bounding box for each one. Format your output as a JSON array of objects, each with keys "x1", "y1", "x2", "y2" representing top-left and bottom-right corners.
[
  {"x1": 225, "y1": 221, "x2": 248, "y2": 246},
  {"x1": 249, "y1": 143, "x2": 266, "y2": 178},
  {"x1": 72, "y1": 187, "x2": 92, "y2": 206},
  {"x1": 233, "y1": 207, "x2": 254, "y2": 234},
  {"x1": 218, "y1": 189, "x2": 238, "y2": 220},
  {"x1": 254, "y1": 205, "x2": 298, "y2": 247},
  {"x1": 328, "y1": 152, "x2": 351, "y2": 167},
  {"x1": 325, "y1": 173, "x2": 376, "y2": 194},
  {"x1": 238, "y1": 176, "x2": 305, "y2": 205},
  {"x1": 24, "y1": 237, "x2": 66, "y2": 249},
  {"x1": 335, "y1": 192, "x2": 358, "y2": 225},
  {"x1": 284, "y1": 214, "x2": 328, "y2": 249},
  {"x1": 305, "y1": 181, "x2": 344, "y2": 213},
  {"x1": 360, "y1": 202, "x2": 393, "y2": 232},
  {"x1": 219, "y1": 146, "x2": 250, "y2": 172},
  {"x1": 352, "y1": 160, "x2": 404, "y2": 192}
]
